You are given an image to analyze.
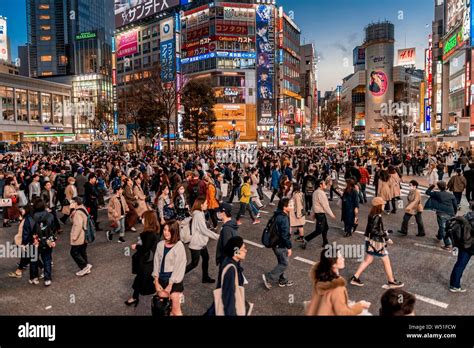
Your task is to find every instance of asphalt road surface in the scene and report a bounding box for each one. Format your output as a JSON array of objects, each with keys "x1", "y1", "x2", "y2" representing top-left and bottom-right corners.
[{"x1": 0, "y1": 180, "x2": 473, "y2": 316}]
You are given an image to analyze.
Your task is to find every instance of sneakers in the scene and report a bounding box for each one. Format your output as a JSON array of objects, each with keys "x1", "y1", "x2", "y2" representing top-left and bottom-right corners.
[
  {"x1": 29, "y1": 278, "x2": 40, "y2": 285},
  {"x1": 44, "y1": 280, "x2": 52, "y2": 287},
  {"x1": 449, "y1": 287, "x2": 467, "y2": 293},
  {"x1": 118, "y1": 237, "x2": 126, "y2": 243},
  {"x1": 262, "y1": 274, "x2": 272, "y2": 290},
  {"x1": 252, "y1": 220, "x2": 261, "y2": 225},
  {"x1": 350, "y1": 276, "x2": 364, "y2": 287},
  {"x1": 130, "y1": 227, "x2": 137, "y2": 232},
  {"x1": 278, "y1": 280, "x2": 294, "y2": 287},
  {"x1": 256, "y1": 214, "x2": 261, "y2": 219},
  {"x1": 75, "y1": 265, "x2": 92, "y2": 277},
  {"x1": 386, "y1": 280, "x2": 404, "y2": 289},
  {"x1": 269, "y1": 202, "x2": 276, "y2": 206},
  {"x1": 441, "y1": 245, "x2": 453, "y2": 252},
  {"x1": 106, "y1": 230, "x2": 113, "y2": 241}
]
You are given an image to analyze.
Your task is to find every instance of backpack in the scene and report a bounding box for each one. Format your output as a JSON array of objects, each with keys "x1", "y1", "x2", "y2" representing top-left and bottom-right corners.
[
  {"x1": 446, "y1": 217, "x2": 472, "y2": 249},
  {"x1": 305, "y1": 176, "x2": 315, "y2": 193},
  {"x1": 77, "y1": 208, "x2": 96, "y2": 243},
  {"x1": 33, "y1": 214, "x2": 55, "y2": 251},
  {"x1": 261, "y1": 214, "x2": 280, "y2": 248}
]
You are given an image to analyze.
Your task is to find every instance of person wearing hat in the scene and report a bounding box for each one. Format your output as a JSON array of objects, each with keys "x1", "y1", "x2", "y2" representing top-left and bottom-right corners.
[
  {"x1": 69, "y1": 197, "x2": 93, "y2": 277},
  {"x1": 213, "y1": 236, "x2": 250, "y2": 316},
  {"x1": 215, "y1": 203, "x2": 239, "y2": 266},
  {"x1": 350, "y1": 197, "x2": 404, "y2": 289}
]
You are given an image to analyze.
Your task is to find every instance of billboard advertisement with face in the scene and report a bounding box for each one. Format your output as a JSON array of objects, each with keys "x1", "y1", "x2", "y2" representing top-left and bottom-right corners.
[{"x1": 256, "y1": 5, "x2": 275, "y2": 126}]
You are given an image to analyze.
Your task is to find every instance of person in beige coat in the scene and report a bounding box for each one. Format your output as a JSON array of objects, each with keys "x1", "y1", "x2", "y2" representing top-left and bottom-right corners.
[
  {"x1": 69, "y1": 197, "x2": 92, "y2": 277},
  {"x1": 377, "y1": 169, "x2": 395, "y2": 214},
  {"x1": 306, "y1": 249, "x2": 370, "y2": 316},
  {"x1": 397, "y1": 180, "x2": 425, "y2": 236},
  {"x1": 107, "y1": 186, "x2": 129, "y2": 243},
  {"x1": 133, "y1": 176, "x2": 148, "y2": 218},
  {"x1": 289, "y1": 183, "x2": 305, "y2": 241},
  {"x1": 60, "y1": 177, "x2": 77, "y2": 223}
]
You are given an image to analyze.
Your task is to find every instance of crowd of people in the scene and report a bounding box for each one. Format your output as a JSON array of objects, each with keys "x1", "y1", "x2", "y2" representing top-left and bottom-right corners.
[{"x1": 1, "y1": 144, "x2": 473, "y2": 315}]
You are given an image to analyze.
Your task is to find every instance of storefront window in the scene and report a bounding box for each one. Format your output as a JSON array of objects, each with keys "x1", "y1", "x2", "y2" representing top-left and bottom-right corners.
[
  {"x1": 29, "y1": 91, "x2": 40, "y2": 122},
  {"x1": 16, "y1": 89, "x2": 28, "y2": 122},
  {"x1": 41, "y1": 93, "x2": 52, "y2": 123},
  {"x1": 53, "y1": 95, "x2": 63, "y2": 124},
  {"x1": 0, "y1": 86, "x2": 15, "y2": 121}
]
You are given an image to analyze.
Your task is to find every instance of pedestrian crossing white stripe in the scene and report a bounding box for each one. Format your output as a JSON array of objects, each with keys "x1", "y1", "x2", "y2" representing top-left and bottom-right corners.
[
  {"x1": 414, "y1": 294, "x2": 449, "y2": 309},
  {"x1": 414, "y1": 243, "x2": 440, "y2": 251},
  {"x1": 244, "y1": 239, "x2": 265, "y2": 249},
  {"x1": 294, "y1": 256, "x2": 316, "y2": 266},
  {"x1": 354, "y1": 230, "x2": 365, "y2": 235},
  {"x1": 336, "y1": 179, "x2": 428, "y2": 197}
]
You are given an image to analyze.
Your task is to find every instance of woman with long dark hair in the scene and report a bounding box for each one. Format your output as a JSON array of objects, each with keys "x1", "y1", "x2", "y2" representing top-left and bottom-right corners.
[
  {"x1": 172, "y1": 184, "x2": 190, "y2": 221},
  {"x1": 341, "y1": 179, "x2": 359, "y2": 237},
  {"x1": 306, "y1": 248, "x2": 370, "y2": 315},
  {"x1": 350, "y1": 197, "x2": 404, "y2": 289}
]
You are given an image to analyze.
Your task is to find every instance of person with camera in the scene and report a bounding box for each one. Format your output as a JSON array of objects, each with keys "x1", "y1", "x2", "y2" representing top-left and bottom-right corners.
[
  {"x1": 350, "y1": 197, "x2": 404, "y2": 289},
  {"x1": 152, "y1": 221, "x2": 186, "y2": 316}
]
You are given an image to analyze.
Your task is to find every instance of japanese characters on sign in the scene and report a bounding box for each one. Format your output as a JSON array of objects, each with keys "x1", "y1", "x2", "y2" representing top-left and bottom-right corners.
[
  {"x1": 114, "y1": 0, "x2": 180, "y2": 28},
  {"x1": 116, "y1": 30, "x2": 138, "y2": 58},
  {"x1": 160, "y1": 17, "x2": 175, "y2": 83}
]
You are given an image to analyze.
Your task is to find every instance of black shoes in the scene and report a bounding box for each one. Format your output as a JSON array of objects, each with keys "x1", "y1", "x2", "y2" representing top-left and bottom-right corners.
[
  {"x1": 202, "y1": 277, "x2": 215, "y2": 284},
  {"x1": 350, "y1": 276, "x2": 364, "y2": 287},
  {"x1": 397, "y1": 230, "x2": 408, "y2": 236},
  {"x1": 124, "y1": 298, "x2": 139, "y2": 307},
  {"x1": 416, "y1": 233, "x2": 426, "y2": 237}
]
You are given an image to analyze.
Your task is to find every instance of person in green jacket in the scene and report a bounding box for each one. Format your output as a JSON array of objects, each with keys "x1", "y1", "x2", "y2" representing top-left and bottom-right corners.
[{"x1": 236, "y1": 177, "x2": 260, "y2": 226}]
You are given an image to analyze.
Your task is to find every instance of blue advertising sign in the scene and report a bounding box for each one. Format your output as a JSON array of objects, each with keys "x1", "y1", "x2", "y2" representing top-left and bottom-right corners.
[
  {"x1": 160, "y1": 39, "x2": 175, "y2": 82},
  {"x1": 256, "y1": 4, "x2": 276, "y2": 126},
  {"x1": 425, "y1": 98, "x2": 431, "y2": 132},
  {"x1": 114, "y1": 111, "x2": 118, "y2": 135},
  {"x1": 472, "y1": 0, "x2": 474, "y2": 46},
  {"x1": 180, "y1": 51, "x2": 256, "y2": 64}
]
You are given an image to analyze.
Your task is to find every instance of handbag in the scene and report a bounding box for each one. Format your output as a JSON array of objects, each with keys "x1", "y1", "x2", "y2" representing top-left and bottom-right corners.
[
  {"x1": 213, "y1": 264, "x2": 246, "y2": 316},
  {"x1": 0, "y1": 198, "x2": 12, "y2": 207},
  {"x1": 151, "y1": 294, "x2": 171, "y2": 317},
  {"x1": 179, "y1": 217, "x2": 192, "y2": 244},
  {"x1": 18, "y1": 191, "x2": 28, "y2": 207},
  {"x1": 163, "y1": 204, "x2": 176, "y2": 221}
]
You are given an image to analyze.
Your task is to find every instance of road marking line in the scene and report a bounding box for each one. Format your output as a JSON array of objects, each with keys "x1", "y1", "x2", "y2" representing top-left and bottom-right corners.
[
  {"x1": 244, "y1": 239, "x2": 264, "y2": 249},
  {"x1": 294, "y1": 256, "x2": 316, "y2": 266},
  {"x1": 307, "y1": 220, "x2": 315, "y2": 224},
  {"x1": 354, "y1": 230, "x2": 365, "y2": 235},
  {"x1": 414, "y1": 243, "x2": 441, "y2": 251},
  {"x1": 259, "y1": 210, "x2": 269, "y2": 214},
  {"x1": 414, "y1": 294, "x2": 449, "y2": 309}
]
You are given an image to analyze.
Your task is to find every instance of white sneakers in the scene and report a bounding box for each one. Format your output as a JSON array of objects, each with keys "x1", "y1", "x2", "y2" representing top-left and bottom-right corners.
[{"x1": 75, "y1": 264, "x2": 93, "y2": 277}]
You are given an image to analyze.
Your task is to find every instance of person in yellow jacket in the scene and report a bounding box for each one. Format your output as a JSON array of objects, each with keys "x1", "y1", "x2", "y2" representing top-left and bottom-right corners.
[{"x1": 236, "y1": 177, "x2": 260, "y2": 226}]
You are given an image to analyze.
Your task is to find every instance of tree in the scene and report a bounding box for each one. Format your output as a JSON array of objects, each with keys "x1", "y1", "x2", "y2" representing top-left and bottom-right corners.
[
  {"x1": 181, "y1": 78, "x2": 217, "y2": 150},
  {"x1": 142, "y1": 65, "x2": 187, "y2": 150},
  {"x1": 90, "y1": 98, "x2": 113, "y2": 140}
]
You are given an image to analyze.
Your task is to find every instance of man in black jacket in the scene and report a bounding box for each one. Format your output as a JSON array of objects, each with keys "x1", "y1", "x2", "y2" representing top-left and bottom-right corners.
[
  {"x1": 463, "y1": 163, "x2": 474, "y2": 202},
  {"x1": 262, "y1": 198, "x2": 293, "y2": 289},
  {"x1": 302, "y1": 169, "x2": 317, "y2": 215},
  {"x1": 227, "y1": 164, "x2": 242, "y2": 204},
  {"x1": 84, "y1": 173, "x2": 101, "y2": 231},
  {"x1": 216, "y1": 203, "x2": 239, "y2": 266}
]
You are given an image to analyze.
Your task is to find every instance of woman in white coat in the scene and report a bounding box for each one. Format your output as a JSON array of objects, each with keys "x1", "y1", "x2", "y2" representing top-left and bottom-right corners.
[
  {"x1": 185, "y1": 197, "x2": 219, "y2": 283},
  {"x1": 427, "y1": 163, "x2": 438, "y2": 186}
]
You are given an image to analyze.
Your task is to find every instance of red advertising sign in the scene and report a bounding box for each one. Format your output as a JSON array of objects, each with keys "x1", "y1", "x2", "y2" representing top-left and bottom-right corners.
[
  {"x1": 185, "y1": 44, "x2": 210, "y2": 58},
  {"x1": 186, "y1": 26, "x2": 210, "y2": 41},
  {"x1": 216, "y1": 23, "x2": 248, "y2": 35},
  {"x1": 116, "y1": 30, "x2": 138, "y2": 58}
]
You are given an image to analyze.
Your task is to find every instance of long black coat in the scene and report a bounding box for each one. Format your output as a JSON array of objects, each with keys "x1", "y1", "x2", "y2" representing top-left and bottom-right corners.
[{"x1": 132, "y1": 231, "x2": 160, "y2": 295}]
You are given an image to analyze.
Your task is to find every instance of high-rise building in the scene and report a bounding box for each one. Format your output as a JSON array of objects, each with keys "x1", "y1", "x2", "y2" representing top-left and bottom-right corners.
[
  {"x1": 26, "y1": 0, "x2": 114, "y2": 139},
  {"x1": 300, "y1": 43, "x2": 317, "y2": 141}
]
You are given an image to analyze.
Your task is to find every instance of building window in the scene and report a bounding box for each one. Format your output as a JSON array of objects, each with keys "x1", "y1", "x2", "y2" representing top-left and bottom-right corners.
[
  {"x1": 41, "y1": 71, "x2": 53, "y2": 76},
  {"x1": 0, "y1": 86, "x2": 15, "y2": 121},
  {"x1": 52, "y1": 95, "x2": 63, "y2": 124},
  {"x1": 40, "y1": 36, "x2": 52, "y2": 41},
  {"x1": 38, "y1": 4, "x2": 50, "y2": 9},
  {"x1": 39, "y1": 15, "x2": 50, "y2": 20},
  {"x1": 41, "y1": 93, "x2": 52, "y2": 123},
  {"x1": 40, "y1": 25, "x2": 51, "y2": 30},
  {"x1": 29, "y1": 91, "x2": 40, "y2": 121},
  {"x1": 15, "y1": 89, "x2": 28, "y2": 122},
  {"x1": 40, "y1": 55, "x2": 52, "y2": 62}
]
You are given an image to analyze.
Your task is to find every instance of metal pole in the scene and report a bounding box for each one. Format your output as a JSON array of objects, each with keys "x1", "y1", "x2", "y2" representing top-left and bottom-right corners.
[{"x1": 277, "y1": 97, "x2": 280, "y2": 149}]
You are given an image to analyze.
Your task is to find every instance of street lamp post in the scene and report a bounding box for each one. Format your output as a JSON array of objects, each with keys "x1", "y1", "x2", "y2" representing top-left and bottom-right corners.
[{"x1": 231, "y1": 119, "x2": 237, "y2": 148}]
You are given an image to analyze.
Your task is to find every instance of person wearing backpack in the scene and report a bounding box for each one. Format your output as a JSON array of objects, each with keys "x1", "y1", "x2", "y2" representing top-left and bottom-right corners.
[
  {"x1": 262, "y1": 198, "x2": 294, "y2": 289},
  {"x1": 69, "y1": 197, "x2": 92, "y2": 277},
  {"x1": 449, "y1": 201, "x2": 474, "y2": 293},
  {"x1": 425, "y1": 181, "x2": 458, "y2": 252},
  {"x1": 30, "y1": 198, "x2": 56, "y2": 287},
  {"x1": 187, "y1": 171, "x2": 207, "y2": 207},
  {"x1": 350, "y1": 197, "x2": 404, "y2": 289}
]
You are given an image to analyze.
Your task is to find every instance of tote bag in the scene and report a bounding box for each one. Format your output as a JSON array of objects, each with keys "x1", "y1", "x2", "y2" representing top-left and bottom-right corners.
[{"x1": 213, "y1": 264, "x2": 246, "y2": 316}]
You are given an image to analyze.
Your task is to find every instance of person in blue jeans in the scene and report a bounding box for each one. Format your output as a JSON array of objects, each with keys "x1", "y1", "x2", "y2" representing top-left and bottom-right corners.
[
  {"x1": 425, "y1": 181, "x2": 458, "y2": 251},
  {"x1": 262, "y1": 198, "x2": 294, "y2": 289},
  {"x1": 449, "y1": 203, "x2": 474, "y2": 292}
]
